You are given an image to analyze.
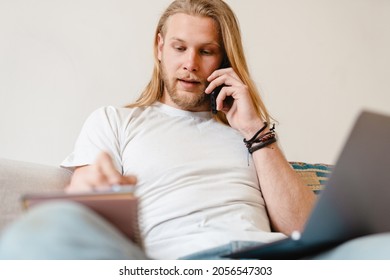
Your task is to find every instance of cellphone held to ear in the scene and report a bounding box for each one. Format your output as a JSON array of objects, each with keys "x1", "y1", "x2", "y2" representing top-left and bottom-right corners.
[
  {"x1": 210, "y1": 85, "x2": 223, "y2": 114},
  {"x1": 210, "y1": 59, "x2": 230, "y2": 114}
]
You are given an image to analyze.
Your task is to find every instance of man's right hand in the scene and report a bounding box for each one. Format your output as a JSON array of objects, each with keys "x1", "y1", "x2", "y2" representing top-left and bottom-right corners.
[{"x1": 65, "y1": 152, "x2": 137, "y2": 193}]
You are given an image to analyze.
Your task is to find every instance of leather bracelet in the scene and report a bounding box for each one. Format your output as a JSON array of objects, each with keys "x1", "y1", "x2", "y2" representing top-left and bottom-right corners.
[
  {"x1": 252, "y1": 131, "x2": 275, "y2": 144},
  {"x1": 243, "y1": 122, "x2": 268, "y2": 148},
  {"x1": 249, "y1": 137, "x2": 277, "y2": 154}
]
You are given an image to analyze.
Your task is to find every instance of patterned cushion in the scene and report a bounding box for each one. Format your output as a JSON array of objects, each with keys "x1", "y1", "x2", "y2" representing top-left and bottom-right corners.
[{"x1": 290, "y1": 162, "x2": 333, "y2": 194}]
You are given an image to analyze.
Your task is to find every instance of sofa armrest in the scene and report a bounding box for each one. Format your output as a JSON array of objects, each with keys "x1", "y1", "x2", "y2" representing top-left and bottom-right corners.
[{"x1": 0, "y1": 158, "x2": 72, "y2": 231}]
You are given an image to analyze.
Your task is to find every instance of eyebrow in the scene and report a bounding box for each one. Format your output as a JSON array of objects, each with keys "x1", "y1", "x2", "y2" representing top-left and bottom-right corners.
[{"x1": 169, "y1": 37, "x2": 221, "y2": 48}]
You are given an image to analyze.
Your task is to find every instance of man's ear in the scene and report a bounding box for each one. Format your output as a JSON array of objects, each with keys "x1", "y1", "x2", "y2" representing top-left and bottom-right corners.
[{"x1": 157, "y1": 33, "x2": 164, "y2": 61}]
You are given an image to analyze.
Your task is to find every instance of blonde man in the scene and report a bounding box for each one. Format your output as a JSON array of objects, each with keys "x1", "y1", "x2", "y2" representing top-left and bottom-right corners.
[{"x1": 1, "y1": 0, "x2": 317, "y2": 259}]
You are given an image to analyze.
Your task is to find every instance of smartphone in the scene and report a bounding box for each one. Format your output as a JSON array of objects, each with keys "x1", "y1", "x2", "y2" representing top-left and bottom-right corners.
[
  {"x1": 211, "y1": 85, "x2": 223, "y2": 114},
  {"x1": 210, "y1": 59, "x2": 230, "y2": 114}
]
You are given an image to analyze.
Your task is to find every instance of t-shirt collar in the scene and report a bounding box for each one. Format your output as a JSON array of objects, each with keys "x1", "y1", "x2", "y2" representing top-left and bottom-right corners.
[{"x1": 153, "y1": 102, "x2": 213, "y2": 119}]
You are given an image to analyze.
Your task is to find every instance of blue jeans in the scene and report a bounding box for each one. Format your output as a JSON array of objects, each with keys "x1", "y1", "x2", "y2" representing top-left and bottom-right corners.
[
  {"x1": 180, "y1": 241, "x2": 264, "y2": 260},
  {"x1": 2, "y1": 202, "x2": 390, "y2": 260},
  {"x1": 0, "y1": 202, "x2": 147, "y2": 259}
]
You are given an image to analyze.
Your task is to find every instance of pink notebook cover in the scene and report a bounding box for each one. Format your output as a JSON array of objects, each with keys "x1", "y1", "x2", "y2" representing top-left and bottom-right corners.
[{"x1": 21, "y1": 190, "x2": 141, "y2": 244}]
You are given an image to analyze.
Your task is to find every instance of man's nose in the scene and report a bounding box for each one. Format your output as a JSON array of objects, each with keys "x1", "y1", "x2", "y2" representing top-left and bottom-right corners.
[{"x1": 183, "y1": 50, "x2": 199, "y2": 72}]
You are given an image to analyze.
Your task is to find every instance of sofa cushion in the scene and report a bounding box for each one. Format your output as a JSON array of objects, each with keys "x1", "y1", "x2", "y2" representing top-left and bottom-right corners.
[
  {"x1": 0, "y1": 158, "x2": 72, "y2": 231},
  {"x1": 290, "y1": 162, "x2": 333, "y2": 194}
]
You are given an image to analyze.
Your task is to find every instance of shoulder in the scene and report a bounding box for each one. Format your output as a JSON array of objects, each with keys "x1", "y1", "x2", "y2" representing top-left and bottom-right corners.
[
  {"x1": 84, "y1": 105, "x2": 156, "y2": 129},
  {"x1": 87, "y1": 105, "x2": 143, "y2": 122}
]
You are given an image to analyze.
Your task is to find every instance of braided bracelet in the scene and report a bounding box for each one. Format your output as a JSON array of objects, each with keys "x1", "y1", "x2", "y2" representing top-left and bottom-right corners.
[
  {"x1": 244, "y1": 123, "x2": 277, "y2": 154},
  {"x1": 243, "y1": 122, "x2": 268, "y2": 148},
  {"x1": 249, "y1": 137, "x2": 277, "y2": 154}
]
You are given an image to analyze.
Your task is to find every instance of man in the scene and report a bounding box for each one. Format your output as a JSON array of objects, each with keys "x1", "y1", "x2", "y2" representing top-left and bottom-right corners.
[
  {"x1": 61, "y1": 0, "x2": 315, "y2": 259},
  {"x1": 1, "y1": 0, "x2": 387, "y2": 260}
]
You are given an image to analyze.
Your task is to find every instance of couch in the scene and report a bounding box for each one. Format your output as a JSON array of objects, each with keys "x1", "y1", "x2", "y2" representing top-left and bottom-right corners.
[
  {"x1": 0, "y1": 158, "x2": 72, "y2": 231},
  {"x1": 0, "y1": 157, "x2": 332, "y2": 232}
]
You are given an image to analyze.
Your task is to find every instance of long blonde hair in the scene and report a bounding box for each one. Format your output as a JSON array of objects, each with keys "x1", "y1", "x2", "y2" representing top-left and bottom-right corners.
[{"x1": 127, "y1": 0, "x2": 271, "y2": 125}]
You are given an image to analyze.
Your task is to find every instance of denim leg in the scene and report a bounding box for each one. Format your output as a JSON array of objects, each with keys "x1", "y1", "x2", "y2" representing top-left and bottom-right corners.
[
  {"x1": 312, "y1": 233, "x2": 390, "y2": 260},
  {"x1": 179, "y1": 241, "x2": 264, "y2": 260},
  {"x1": 0, "y1": 201, "x2": 148, "y2": 260}
]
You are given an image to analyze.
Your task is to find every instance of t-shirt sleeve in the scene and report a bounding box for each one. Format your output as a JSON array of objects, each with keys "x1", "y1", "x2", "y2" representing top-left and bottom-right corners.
[{"x1": 60, "y1": 106, "x2": 123, "y2": 173}]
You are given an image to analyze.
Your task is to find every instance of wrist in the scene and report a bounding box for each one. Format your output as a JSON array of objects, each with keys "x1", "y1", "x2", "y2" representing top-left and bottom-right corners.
[
  {"x1": 243, "y1": 122, "x2": 277, "y2": 154},
  {"x1": 240, "y1": 120, "x2": 267, "y2": 139}
]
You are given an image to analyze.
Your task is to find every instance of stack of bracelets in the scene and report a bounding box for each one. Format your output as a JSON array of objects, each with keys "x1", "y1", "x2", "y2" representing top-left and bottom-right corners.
[{"x1": 243, "y1": 122, "x2": 277, "y2": 154}]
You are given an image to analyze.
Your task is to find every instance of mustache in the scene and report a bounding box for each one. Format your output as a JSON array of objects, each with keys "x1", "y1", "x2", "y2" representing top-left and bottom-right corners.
[{"x1": 177, "y1": 74, "x2": 204, "y2": 84}]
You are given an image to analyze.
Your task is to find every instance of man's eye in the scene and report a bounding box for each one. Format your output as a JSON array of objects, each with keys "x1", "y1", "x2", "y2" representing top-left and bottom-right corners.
[
  {"x1": 174, "y1": 46, "x2": 186, "y2": 51},
  {"x1": 200, "y1": 50, "x2": 213, "y2": 55}
]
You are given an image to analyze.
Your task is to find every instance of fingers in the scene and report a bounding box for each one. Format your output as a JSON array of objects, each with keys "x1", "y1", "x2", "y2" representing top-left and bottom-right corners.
[
  {"x1": 206, "y1": 67, "x2": 240, "y2": 84},
  {"x1": 114, "y1": 174, "x2": 138, "y2": 186},
  {"x1": 207, "y1": 81, "x2": 248, "y2": 113},
  {"x1": 215, "y1": 86, "x2": 238, "y2": 113},
  {"x1": 205, "y1": 67, "x2": 263, "y2": 135},
  {"x1": 205, "y1": 67, "x2": 248, "y2": 112},
  {"x1": 205, "y1": 67, "x2": 242, "y2": 94},
  {"x1": 96, "y1": 151, "x2": 137, "y2": 187},
  {"x1": 96, "y1": 152, "x2": 122, "y2": 185},
  {"x1": 66, "y1": 152, "x2": 137, "y2": 193}
]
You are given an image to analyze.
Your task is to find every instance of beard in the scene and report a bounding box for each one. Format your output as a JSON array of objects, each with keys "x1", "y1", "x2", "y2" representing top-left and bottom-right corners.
[{"x1": 160, "y1": 62, "x2": 210, "y2": 111}]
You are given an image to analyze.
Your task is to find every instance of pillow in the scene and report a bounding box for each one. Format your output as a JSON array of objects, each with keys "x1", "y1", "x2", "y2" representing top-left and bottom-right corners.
[{"x1": 290, "y1": 162, "x2": 333, "y2": 194}]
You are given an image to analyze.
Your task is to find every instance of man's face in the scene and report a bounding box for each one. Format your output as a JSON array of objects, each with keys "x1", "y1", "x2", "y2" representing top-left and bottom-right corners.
[{"x1": 157, "y1": 13, "x2": 223, "y2": 112}]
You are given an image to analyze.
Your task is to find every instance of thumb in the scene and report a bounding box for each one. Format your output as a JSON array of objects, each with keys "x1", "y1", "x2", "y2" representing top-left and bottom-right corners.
[{"x1": 119, "y1": 175, "x2": 138, "y2": 186}]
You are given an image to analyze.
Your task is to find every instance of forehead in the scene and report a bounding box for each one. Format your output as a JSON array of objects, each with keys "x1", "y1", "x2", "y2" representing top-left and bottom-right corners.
[{"x1": 163, "y1": 13, "x2": 220, "y2": 44}]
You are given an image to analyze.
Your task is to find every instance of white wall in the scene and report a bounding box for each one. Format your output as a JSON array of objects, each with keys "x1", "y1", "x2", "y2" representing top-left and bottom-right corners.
[{"x1": 1, "y1": 0, "x2": 389, "y2": 166}]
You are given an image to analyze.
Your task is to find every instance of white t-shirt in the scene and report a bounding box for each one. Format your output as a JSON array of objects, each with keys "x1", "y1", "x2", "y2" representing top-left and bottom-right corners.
[{"x1": 61, "y1": 102, "x2": 286, "y2": 259}]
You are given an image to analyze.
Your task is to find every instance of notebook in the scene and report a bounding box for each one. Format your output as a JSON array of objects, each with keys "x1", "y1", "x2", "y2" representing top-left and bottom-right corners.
[
  {"x1": 226, "y1": 110, "x2": 390, "y2": 259},
  {"x1": 21, "y1": 187, "x2": 141, "y2": 245}
]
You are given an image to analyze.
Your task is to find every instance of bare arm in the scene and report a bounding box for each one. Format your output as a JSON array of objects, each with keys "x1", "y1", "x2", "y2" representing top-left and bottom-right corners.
[
  {"x1": 247, "y1": 131, "x2": 316, "y2": 234},
  {"x1": 206, "y1": 68, "x2": 316, "y2": 235},
  {"x1": 66, "y1": 152, "x2": 137, "y2": 193}
]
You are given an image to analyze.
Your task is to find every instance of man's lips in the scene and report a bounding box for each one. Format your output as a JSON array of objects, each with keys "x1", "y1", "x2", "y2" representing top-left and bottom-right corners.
[
  {"x1": 178, "y1": 78, "x2": 201, "y2": 84},
  {"x1": 178, "y1": 79, "x2": 202, "y2": 89}
]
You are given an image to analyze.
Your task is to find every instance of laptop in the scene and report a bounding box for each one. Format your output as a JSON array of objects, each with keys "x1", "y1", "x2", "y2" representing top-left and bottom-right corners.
[{"x1": 225, "y1": 110, "x2": 390, "y2": 259}]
